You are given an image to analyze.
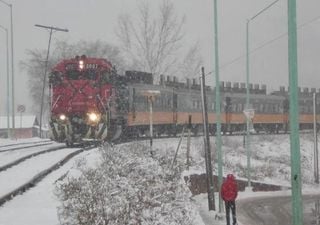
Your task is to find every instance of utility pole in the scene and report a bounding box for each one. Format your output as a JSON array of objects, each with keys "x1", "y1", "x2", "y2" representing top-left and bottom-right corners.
[
  {"x1": 186, "y1": 115, "x2": 192, "y2": 170},
  {"x1": 287, "y1": 0, "x2": 303, "y2": 224},
  {"x1": 313, "y1": 92, "x2": 319, "y2": 184},
  {"x1": 201, "y1": 67, "x2": 215, "y2": 211},
  {"x1": 34, "y1": 24, "x2": 68, "y2": 138}
]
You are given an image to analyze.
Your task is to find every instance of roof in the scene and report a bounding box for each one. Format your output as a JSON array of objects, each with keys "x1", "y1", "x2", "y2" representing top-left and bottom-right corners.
[{"x1": 0, "y1": 115, "x2": 38, "y2": 129}]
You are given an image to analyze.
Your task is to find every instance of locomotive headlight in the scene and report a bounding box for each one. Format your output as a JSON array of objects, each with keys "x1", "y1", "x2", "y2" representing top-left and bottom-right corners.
[
  {"x1": 87, "y1": 112, "x2": 100, "y2": 123},
  {"x1": 59, "y1": 114, "x2": 67, "y2": 121},
  {"x1": 79, "y1": 60, "x2": 84, "y2": 70}
]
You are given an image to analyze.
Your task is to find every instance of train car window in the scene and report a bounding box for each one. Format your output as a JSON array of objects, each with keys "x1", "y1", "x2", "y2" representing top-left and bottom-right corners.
[
  {"x1": 161, "y1": 97, "x2": 165, "y2": 108},
  {"x1": 173, "y1": 93, "x2": 178, "y2": 109},
  {"x1": 232, "y1": 105, "x2": 236, "y2": 112},
  {"x1": 298, "y1": 107, "x2": 302, "y2": 113},
  {"x1": 238, "y1": 103, "x2": 243, "y2": 112},
  {"x1": 211, "y1": 102, "x2": 215, "y2": 111},
  {"x1": 154, "y1": 97, "x2": 160, "y2": 108},
  {"x1": 264, "y1": 104, "x2": 268, "y2": 113},
  {"x1": 253, "y1": 103, "x2": 258, "y2": 113},
  {"x1": 260, "y1": 104, "x2": 264, "y2": 112},
  {"x1": 131, "y1": 88, "x2": 136, "y2": 111}
]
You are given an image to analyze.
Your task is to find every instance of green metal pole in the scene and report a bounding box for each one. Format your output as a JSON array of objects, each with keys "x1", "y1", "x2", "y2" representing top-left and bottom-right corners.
[
  {"x1": 213, "y1": 0, "x2": 223, "y2": 212},
  {"x1": 287, "y1": 0, "x2": 303, "y2": 224},
  {"x1": 245, "y1": 20, "x2": 251, "y2": 188}
]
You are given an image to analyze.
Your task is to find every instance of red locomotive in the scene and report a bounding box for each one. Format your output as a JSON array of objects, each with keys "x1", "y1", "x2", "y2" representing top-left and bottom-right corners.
[{"x1": 49, "y1": 55, "x2": 126, "y2": 146}]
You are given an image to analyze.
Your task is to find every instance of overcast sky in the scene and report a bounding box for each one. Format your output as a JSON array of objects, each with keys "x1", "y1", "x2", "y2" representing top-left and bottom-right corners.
[{"x1": 0, "y1": 0, "x2": 320, "y2": 115}]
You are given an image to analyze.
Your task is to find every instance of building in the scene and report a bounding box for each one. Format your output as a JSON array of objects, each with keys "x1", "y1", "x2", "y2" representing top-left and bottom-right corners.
[{"x1": 0, "y1": 115, "x2": 39, "y2": 138}]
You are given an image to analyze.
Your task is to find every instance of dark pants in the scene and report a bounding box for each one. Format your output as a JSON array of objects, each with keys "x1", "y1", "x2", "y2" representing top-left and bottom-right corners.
[{"x1": 225, "y1": 200, "x2": 237, "y2": 225}]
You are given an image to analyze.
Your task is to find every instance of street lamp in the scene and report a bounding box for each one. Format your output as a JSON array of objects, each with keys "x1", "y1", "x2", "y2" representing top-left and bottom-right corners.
[
  {"x1": 0, "y1": 0, "x2": 15, "y2": 138},
  {"x1": 142, "y1": 90, "x2": 160, "y2": 156},
  {"x1": 0, "y1": 24, "x2": 10, "y2": 138},
  {"x1": 34, "y1": 24, "x2": 68, "y2": 138},
  {"x1": 213, "y1": 0, "x2": 224, "y2": 213},
  {"x1": 245, "y1": 0, "x2": 280, "y2": 187}
]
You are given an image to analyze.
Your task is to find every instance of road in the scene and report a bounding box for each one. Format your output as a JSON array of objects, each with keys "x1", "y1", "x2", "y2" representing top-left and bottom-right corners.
[{"x1": 238, "y1": 194, "x2": 320, "y2": 225}]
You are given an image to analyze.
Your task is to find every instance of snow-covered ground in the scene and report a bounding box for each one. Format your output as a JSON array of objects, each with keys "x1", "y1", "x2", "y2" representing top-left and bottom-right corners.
[{"x1": 0, "y1": 133, "x2": 319, "y2": 225}]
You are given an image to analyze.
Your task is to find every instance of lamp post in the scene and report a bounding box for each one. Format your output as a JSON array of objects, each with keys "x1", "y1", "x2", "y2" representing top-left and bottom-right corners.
[
  {"x1": 0, "y1": 0, "x2": 15, "y2": 138},
  {"x1": 245, "y1": 0, "x2": 280, "y2": 187},
  {"x1": 34, "y1": 24, "x2": 68, "y2": 138},
  {"x1": 0, "y1": 24, "x2": 10, "y2": 138},
  {"x1": 142, "y1": 90, "x2": 160, "y2": 156},
  {"x1": 213, "y1": 0, "x2": 223, "y2": 212}
]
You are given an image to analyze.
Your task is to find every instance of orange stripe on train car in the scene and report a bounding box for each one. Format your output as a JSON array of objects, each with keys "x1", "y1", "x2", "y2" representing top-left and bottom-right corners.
[{"x1": 127, "y1": 111, "x2": 320, "y2": 126}]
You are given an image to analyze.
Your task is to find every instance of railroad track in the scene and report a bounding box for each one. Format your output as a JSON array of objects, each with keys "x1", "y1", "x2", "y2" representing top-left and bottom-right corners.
[
  {"x1": 0, "y1": 139, "x2": 54, "y2": 153},
  {"x1": 0, "y1": 143, "x2": 97, "y2": 207}
]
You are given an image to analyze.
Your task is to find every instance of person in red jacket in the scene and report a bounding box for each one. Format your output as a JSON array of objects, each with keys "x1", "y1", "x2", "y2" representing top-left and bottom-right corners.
[{"x1": 221, "y1": 174, "x2": 238, "y2": 225}]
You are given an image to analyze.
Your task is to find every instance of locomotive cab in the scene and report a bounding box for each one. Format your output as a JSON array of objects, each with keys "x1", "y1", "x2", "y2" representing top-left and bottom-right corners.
[{"x1": 49, "y1": 55, "x2": 125, "y2": 145}]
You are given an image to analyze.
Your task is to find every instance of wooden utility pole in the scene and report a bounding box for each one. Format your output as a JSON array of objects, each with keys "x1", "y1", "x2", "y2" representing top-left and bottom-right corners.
[
  {"x1": 186, "y1": 115, "x2": 192, "y2": 170},
  {"x1": 201, "y1": 67, "x2": 215, "y2": 210}
]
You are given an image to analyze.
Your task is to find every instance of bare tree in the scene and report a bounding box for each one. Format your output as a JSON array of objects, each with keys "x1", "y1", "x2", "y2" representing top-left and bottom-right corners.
[
  {"x1": 116, "y1": 0, "x2": 186, "y2": 82},
  {"x1": 178, "y1": 42, "x2": 203, "y2": 80},
  {"x1": 20, "y1": 49, "x2": 54, "y2": 117}
]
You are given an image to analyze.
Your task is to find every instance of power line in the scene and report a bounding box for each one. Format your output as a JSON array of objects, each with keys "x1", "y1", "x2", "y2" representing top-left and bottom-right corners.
[{"x1": 206, "y1": 14, "x2": 320, "y2": 76}]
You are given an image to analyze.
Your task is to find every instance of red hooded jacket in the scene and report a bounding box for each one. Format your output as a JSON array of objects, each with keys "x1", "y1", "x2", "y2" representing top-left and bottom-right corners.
[{"x1": 221, "y1": 174, "x2": 238, "y2": 201}]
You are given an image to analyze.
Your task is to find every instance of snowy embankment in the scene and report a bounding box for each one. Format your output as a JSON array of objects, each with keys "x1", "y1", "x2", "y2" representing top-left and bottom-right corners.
[{"x1": 55, "y1": 141, "x2": 204, "y2": 225}]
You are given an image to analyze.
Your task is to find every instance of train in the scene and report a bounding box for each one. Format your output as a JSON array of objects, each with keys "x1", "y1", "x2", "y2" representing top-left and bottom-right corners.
[{"x1": 48, "y1": 55, "x2": 320, "y2": 145}]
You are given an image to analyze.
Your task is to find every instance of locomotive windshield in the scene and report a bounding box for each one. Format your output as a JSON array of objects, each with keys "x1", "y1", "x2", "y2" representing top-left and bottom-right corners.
[
  {"x1": 83, "y1": 69, "x2": 97, "y2": 80},
  {"x1": 66, "y1": 69, "x2": 97, "y2": 80}
]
